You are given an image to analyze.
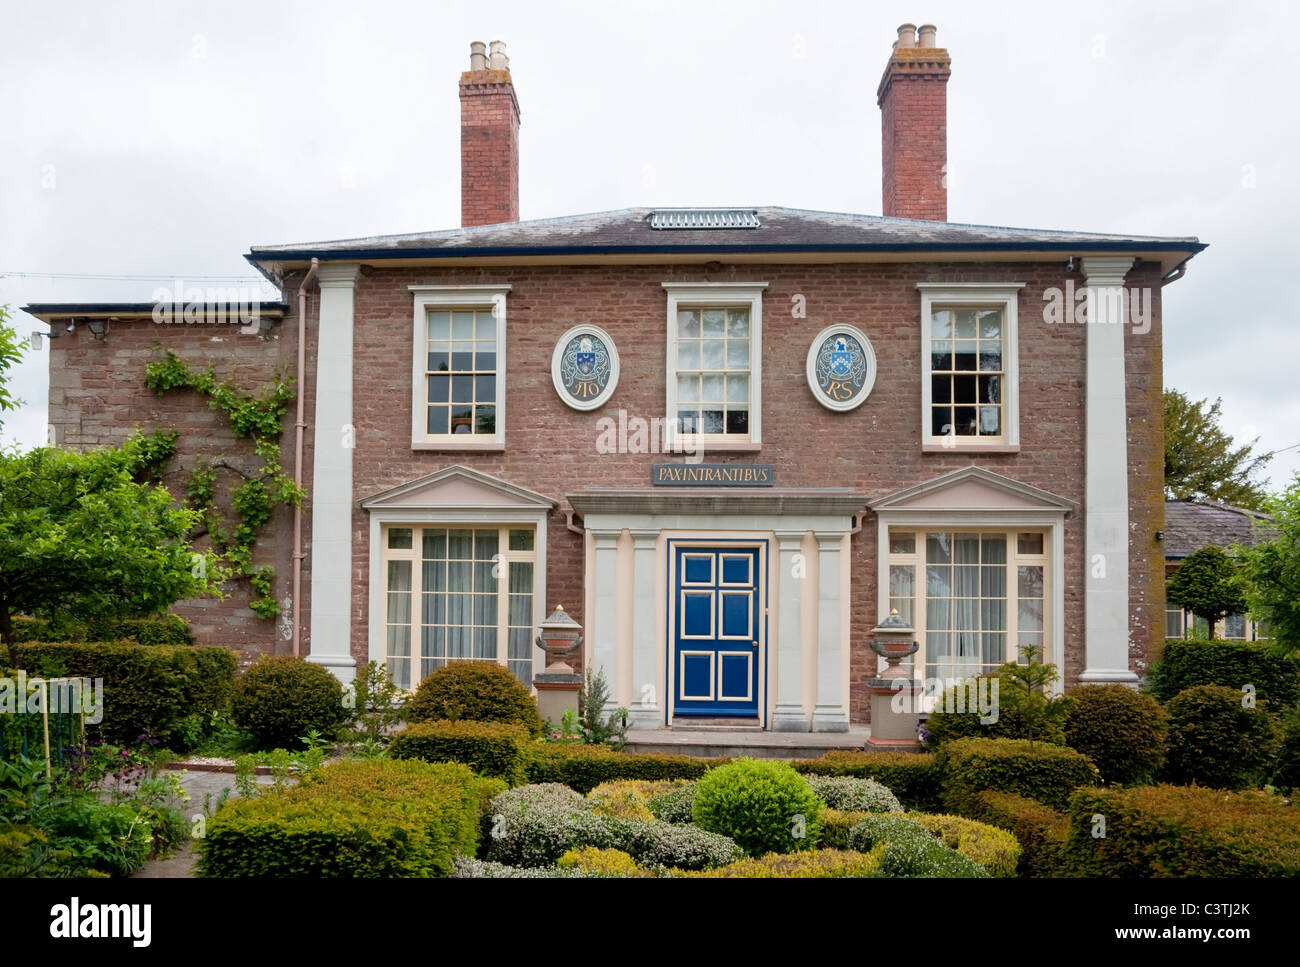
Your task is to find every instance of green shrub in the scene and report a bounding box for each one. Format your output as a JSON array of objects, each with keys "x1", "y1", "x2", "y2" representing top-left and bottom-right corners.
[
  {"x1": 692, "y1": 758, "x2": 823, "y2": 856},
  {"x1": 9, "y1": 614, "x2": 193, "y2": 645},
  {"x1": 587, "y1": 780, "x2": 689, "y2": 821},
  {"x1": 935, "y1": 737, "x2": 1101, "y2": 815},
  {"x1": 1163, "y1": 684, "x2": 1275, "y2": 789},
  {"x1": 525, "y1": 744, "x2": 723, "y2": 793},
  {"x1": 231, "y1": 656, "x2": 347, "y2": 750},
  {"x1": 13, "y1": 641, "x2": 236, "y2": 745},
  {"x1": 906, "y1": 812, "x2": 1021, "y2": 878},
  {"x1": 677, "y1": 848, "x2": 881, "y2": 878},
  {"x1": 1271, "y1": 705, "x2": 1300, "y2": 791},
  {"x1": 389, "y1": 720, "x2": 530, "y2": 785},
  {"x1": 820, "y1": 809, "x2": 870, "y2": 849},
  {"x1": 791, "y1": 751, "x2": 941, "y2": 811},
  {"x1": 198, "y1": 759, "x2": 483, "y2": 877},
  {"x1": 1148, "y1": 638, "x2": 1300, "y2": 706},
  {"x1": 648, "y1": 782, "x2": 698, "y2": 823},
  {"x1": 923, "y1": 673, "x2": 1066, "y2": 748},
  {"x1": 975, "y1": 791, "x2": 1068, "y2": 878},
  {"x1": 845, "y1": 814, "x2": 988, "y2": 877},
  {"x1": 557, "y1": 846, "x2": 640, "y2": 876},
  {"x1": 1063, "y1": 784, "x2": 1300, "y2": 877},
  {"x1": 804, "y1": 774, "x2": 902, "y2": 813},
  {"x1": 407, "y1": 661, "x2": 543, "y2": 737},
  {"x1": 46, "y1": 800, "x2": 154, "y2": 877},
  {"x1": 1063, "y1": 684, "x2": 1167, "y2": 785}
]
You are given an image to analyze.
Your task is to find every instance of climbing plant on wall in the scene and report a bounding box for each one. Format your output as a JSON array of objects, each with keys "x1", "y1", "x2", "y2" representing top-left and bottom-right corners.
[{"x1": 144, "y1": 350, "x2": 304, "y2": 618}]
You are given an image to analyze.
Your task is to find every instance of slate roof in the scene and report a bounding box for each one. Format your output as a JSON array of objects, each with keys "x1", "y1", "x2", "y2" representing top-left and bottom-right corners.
[
  {"x1": 1164, "y1": 499, "x2": 1273, "y2": 560},
  {"x1": 245, "y1": 206, "x2": 1206, "y2": 264}
]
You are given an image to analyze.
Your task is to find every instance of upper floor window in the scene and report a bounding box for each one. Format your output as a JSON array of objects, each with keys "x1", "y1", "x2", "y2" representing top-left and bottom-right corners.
[
  {"x1": 663, "y1": 283, "x2": 766, "y2": 449},
  {"x1": 917, "y1": 284, "x2": 1023, "y2": 451},
  {"x1": 410, "y1": 285, "x2": 510, "y2": 450}
]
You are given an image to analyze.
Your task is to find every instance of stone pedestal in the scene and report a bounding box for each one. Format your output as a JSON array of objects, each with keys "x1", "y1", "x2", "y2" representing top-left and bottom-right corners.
[
  {"x1": 865, "y1": 609, "x2": 922, "y2": 751},
  {"x1": 533, "y1": 603, "x2": 584, "y2": 730},
  {"x1": 535, "y1": 672, "x2": 583, "y2": 726}
]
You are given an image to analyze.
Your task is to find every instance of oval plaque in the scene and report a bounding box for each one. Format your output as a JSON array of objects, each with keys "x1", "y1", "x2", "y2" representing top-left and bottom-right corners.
[
  {"x1": 551, "y1": 324, "x2": 620, "y2": 411},
  {"x1": 806, "y1": 324, "x2": 877, "y2": 412}
]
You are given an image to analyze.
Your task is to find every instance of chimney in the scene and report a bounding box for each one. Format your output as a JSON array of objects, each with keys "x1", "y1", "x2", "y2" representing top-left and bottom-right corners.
[
  {"x1": 459, "y1": 40, "x2": 520, "y2": 227},
  {"x1": 877, "y1": 23, "x2": 950, "y2": 221}
]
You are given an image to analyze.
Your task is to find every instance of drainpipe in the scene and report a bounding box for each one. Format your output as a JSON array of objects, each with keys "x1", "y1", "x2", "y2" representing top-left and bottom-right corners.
[{"x1": 292, "y1": 258, "x2": 319, "y2": 657}]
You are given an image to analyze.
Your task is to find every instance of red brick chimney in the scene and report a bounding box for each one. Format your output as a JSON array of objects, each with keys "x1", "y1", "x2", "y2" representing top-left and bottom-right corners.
[
  {"x1": 460, "y1": 40, "x2": 520, "y2": 227},
  {"x1": 877, "y1": 23, "x2": 950, "y2": 222}
]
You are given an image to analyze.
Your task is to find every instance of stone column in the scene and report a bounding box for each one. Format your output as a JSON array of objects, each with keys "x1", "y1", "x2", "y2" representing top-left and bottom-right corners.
[
  {"x1": 627, "y1": 529, "x2": 661, "y2": 728},
  {"x1": 1080, "y1": 256, "x2": 1139, "y2": 685},
  {"x1": 591, "y1": 530, "x2": 621, "y2": 714},
  {"x1": 771, "y1": 531, "x2": 810, "y2": 731},
  {"x1": 812, "y1": 532, "x2": 849, "y2": 732},
  {"x1": 307, "y1": 263, "x2": 360, "y2": 684}
]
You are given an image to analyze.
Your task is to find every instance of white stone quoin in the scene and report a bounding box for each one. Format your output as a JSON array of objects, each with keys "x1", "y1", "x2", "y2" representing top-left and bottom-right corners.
[
  {"x1": 308, "y1": 263, "x2": 360, "y2": 684},
  {"x1": 1080, "y1": 256, "x2": 1139, "y2": 685}
]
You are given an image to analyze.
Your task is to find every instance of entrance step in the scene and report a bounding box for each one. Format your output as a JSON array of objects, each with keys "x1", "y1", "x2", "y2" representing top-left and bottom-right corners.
[
  {"x1": 670, "y1": 717, "x2": 763, "y2": 732},
  {"x1": 625, "y1": 725, "x2": 873, "y2": 760}
]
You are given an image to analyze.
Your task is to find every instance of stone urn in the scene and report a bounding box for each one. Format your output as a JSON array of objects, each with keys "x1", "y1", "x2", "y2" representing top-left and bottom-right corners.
[
  {"x1": 535, "y1": 604, "x2": 584, "y2": 674},
  {"x1": 869, "y1": 609, "x2": 919, "y2": 680}
]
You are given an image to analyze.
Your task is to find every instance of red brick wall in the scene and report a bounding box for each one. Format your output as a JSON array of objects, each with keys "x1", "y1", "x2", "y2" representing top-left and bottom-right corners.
[
  {"x1": 50, "y1": 258, "x2": 1164, "y2": 719},
  {"x1": 459, "y1": 69, "x2": 520, "y2": 227}
]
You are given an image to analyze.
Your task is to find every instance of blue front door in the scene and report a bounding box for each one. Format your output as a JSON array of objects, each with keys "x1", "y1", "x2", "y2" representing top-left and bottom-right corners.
[{"x1": 673, "y1": 545, "x2": 761, "y2": 718}]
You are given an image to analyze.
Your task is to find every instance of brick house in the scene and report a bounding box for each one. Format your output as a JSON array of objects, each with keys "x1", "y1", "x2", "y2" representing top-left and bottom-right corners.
[
  {"x1": 25, "y1": 26, "x2": 1205, "y2": 731},
  {"x1": 1163, "y1": 499, "x2": 1271, "y2": 641}
]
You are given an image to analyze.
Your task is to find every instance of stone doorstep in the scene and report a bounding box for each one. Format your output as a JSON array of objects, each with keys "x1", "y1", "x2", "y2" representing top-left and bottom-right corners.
[{"x1": 623, "y1": 725, "x2": 875, "y2": 760}]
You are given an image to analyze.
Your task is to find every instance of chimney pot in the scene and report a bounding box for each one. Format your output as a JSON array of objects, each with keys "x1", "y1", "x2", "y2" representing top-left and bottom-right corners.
[
  {"x1": 895, "y1": 23, "x2": 917, "y2": 49},
  {"x1": 489, "y1": 40, "x2": 508, "y2": 70},
  {"x1": 917, "y1": 24, "x2": 937, "y2": 47},
  {"x1": 878, "y1": 26, "x2": 950, "y2": 221},
  {"x1": 460, "y1": 40, "x2": 520, "y2": 226},
  {"x1": 469, "y1": 41, "x2": 487, "y2": 71}
]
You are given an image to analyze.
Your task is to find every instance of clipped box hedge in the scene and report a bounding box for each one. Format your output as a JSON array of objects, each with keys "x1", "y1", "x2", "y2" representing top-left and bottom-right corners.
[
  {"x1": 1062, "y1": 784, "x2": 1300, "y2": 878},
  {"x1": 198, "y1": 759, "x2": 486, "y2": 877},
  {"x1": 792, "y1": 751, "x2": 941, "y2": 812},
  {"x1": 13, "y1": 640, "x2": 237, "y2": 745},
  {"x1": 9, "y1": 614, "x2": 193, "y2": 645},
  {"x1": 390, "y1": 720, "x2": 531, "y2": 785},
  {"x1": 524, "y1": 744, "x2": 725, "y2": 793},
  {"x1": 1149, "y1": 638, "x2": 1300, "y2": 706},
  {"x1": 935, "y1": 737, "x2": 1100, "y2": 815},
  {"x1": 975, "y1": 791, "x2": 1068, "y2": 878}
]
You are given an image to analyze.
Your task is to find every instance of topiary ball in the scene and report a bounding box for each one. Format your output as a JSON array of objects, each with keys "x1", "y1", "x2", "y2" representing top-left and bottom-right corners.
[
  {"x1": 231, "y1": 656, "x2": 347, "y2": 749},
  {"x1": 1163, "y1": 684, "x2": 1275, "y2": 789},
  {"x1": 406, "y1": 660, "x2": 543, "y2": 736},
  {"x1": 691, "y1": 757, "x2": 823, "y2": 856},
  {"x1": 923, "y1": 672, "x2": 1066, "y2": 747},
  {"x1": 1063, "y1": 684, "x2": 1168, "y2": 785}
]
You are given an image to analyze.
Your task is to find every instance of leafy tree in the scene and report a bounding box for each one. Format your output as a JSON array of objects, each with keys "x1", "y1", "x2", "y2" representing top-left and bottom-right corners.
[
  {"x1": 0, "y1": 431, "x2": 223, "y2": 665},
  {"x1": 1164, "y1": 389, "x2": 1271, "y2": 510},
  {"x1": 0, "y1": 305, "x2": 27, "y2": 432},
  {"x1": 1236, "y1": 475, "x2": 1300, "y2": 651},
  {"x1": 1165, "y1": 545, "x2": 1246, "y2": 640}
]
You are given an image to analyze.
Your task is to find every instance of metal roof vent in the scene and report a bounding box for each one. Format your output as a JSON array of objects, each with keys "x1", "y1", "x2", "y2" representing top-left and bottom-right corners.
[{"x1": 649, "y1": 209, "x2": 760, "y2": 230}]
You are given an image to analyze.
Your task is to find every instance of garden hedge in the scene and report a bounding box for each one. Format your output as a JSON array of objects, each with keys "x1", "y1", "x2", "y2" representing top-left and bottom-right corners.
[
  {"x1": 845, "y1": 814, "x2": 989, "y2": 877},
  {"x1": 198, "y1": 759, "x2": 486, "y2": 877},
  {"x1": 407, "y1": 661, "x2": 543, "y2": 736},
  {"x1": 13, "y1": 640, "x2": 237, "y2": 745},
  {"x1": 1062, "y1": 684, "x2": 1167, "y2": 785},
  {"x1": 524, "y1": 744, "x2": 724, "y2": 793},
  {"x1": 9, "y1": 614, "x2": 193, "y2": 645},
  {"x1": 1162, "y1": 684, "x2": 1275, "y2": 789},
  {"x1": 692, "y1": 758, "x2": 824, "y2": 856},
  {"x1": 975, "y1": 791, "x2": 1068, "y2": 878},
  {"x1": 934, "y1": 737, "x2": 1101, "y2": 815},
  {"x1": 678, "y1": 849, "x2": 881, "y2": 878},
  {"x1": 1062, "y1": 784, "x2": 1300, "y2": 878},
  {"x1": 1148, "y1": 638, "x2": 1300, "y2": 706},
  {"x1": 390, "y1": 720, "x2": 531, "y2": 785},
  {"x1": 232, "y1": 656, "x2": 348, "y2": 749},
  {"x1": 791, "y1": 751, "x2": 941, "y2": 811},
  {"x1": 921, "y1": 673, "x2": 1066, "y2": 748}
]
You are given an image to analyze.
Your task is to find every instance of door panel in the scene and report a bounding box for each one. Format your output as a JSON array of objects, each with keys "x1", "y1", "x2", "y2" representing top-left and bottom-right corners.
[{"x1": 673, "y1": 545, "x2": 761, "y2": 717}]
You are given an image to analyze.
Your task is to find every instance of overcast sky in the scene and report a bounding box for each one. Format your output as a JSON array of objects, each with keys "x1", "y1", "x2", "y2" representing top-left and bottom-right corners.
[{"x1": 3, "y1": 0, "x2": 1297, "y2": 491}]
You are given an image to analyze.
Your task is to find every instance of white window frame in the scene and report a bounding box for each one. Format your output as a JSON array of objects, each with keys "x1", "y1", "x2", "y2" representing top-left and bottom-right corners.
[
  {"x1": 916, "y1": 283, "x2": 1023, "y2": 451},
  {"x1": 368, "y1": 510, "x2": 548, "y2": 691},
  {"x1": 409, "y1": 285, "x2": 511, "y2": 451},
  {"x1": 663, "y1": 283, "x2": 767, "y2": 451},
  {"x1": 875, "y1": 510, "x2": 1066, "y2": 697}
]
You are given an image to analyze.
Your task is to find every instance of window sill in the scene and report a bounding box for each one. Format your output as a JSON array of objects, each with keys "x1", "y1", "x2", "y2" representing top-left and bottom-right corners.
[
  {"x1": 679, "y1": 439, "x2": 763, "y2": 453},
  {"x1": 921, "y1": 442, "x2": 1020, "y2": 454},
  {"x1": 411, "y1": 439, "x2": 506, "y2": 452}
]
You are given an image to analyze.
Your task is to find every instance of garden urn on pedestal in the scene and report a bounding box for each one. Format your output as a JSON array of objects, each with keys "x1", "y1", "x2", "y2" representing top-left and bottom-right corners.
[
  {"x1": 533, "y1": 604, "x2": 584, "y2": 727},
  {"x1": 867, "y1": 609, "x2": 922, "y2": 750}
]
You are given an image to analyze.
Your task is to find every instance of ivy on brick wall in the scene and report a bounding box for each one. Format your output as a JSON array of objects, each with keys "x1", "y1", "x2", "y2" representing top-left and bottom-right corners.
[{"x1": 144, "y1": 350, "x2": 304, "y2": 619}]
